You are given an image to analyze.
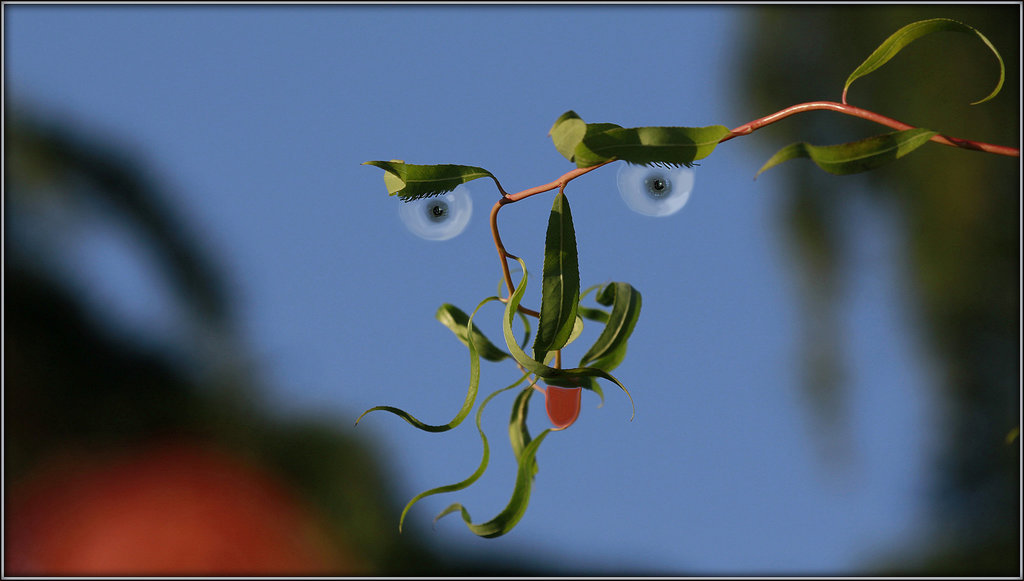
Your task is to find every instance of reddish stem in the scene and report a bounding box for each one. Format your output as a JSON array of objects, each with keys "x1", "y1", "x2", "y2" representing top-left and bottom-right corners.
[{"x1": 722, "y1": 101, "x2": 1020, "y2": 157}]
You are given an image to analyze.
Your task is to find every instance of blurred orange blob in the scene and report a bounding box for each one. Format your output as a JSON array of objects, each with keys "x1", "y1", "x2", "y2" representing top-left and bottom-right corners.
[{"x1": 5, "y1": 440, "x2": 357, "y2": 576}]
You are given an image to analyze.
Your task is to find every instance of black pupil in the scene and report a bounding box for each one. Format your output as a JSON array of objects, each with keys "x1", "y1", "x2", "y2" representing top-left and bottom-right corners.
[
  {"x1": 427, "y1": 201, "x2": 448, "y2": 222},
  {"x1": 646, "y1": 175, "x2": 670, "y2": 197}
]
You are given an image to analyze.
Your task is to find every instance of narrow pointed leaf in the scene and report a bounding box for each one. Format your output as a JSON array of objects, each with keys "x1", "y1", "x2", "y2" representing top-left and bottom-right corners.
[
  {"x1": 754, "y1": 128, "x2": 938, "y2": 178},
  {"x1": 533, "y1": 190, "x2": 580, "y2": 361},
  {"x1": 397, "y1": 372, "x2": 530, "y2": 533},
  {"x1": 355, "y1": 296, "x2": 500, "y2": 432},
  {"x1": 579, "y1": 282, "x2": 643, "y2": 373},
  {"x1": 509, "y1": 386, "x2": 539, "y2": 478},
  {"x1": 363, "y1": 160, "x2": 498, "y2": 201},
  {"x1": 843, "y1": 18, "x2": 1005, "y2": 105},
  {"x1": 434, "y1": 428, "x2": 553, "y2": 538},
  {"x1": 579, "y1": 125, "x2": 732, "y2": 168},
  {"x1": 436, "y1": 303, "x2": 509, "y2": 362}
]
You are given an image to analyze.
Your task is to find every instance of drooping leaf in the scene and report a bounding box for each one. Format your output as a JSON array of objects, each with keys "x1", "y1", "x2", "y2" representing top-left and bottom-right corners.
[
  {"x1": 754, "y1": 128, "x2": 938, "y2": 178},
  {"x1": 509, "y1": 386, "x2": 539, "y2": 479},
  {"x1": 533, "y1": 190, "x2": 580, "y2": 361},
  {"x1": 843, "y1": 18, "x2": 1005, "y2": 105},
  {"x1": 579, "y1": 282, "x2": 643, "y2": 373},
  {"x1": 578, "y1": 124, "x2": 732, "y2": 168},
  {"x1": 434, "y1": 428, "x2": 553, "y2": 538},
  {"x1": 397, "y1": 372, "x2": 530, "y2": 533},
  {"x1": 355, "y1": 296, "x2": 500, "y2": 432},
  {"x1": 436, "y1": 303, "x2": 509, "y2": 362},
  {"x1": 502, "y1": 258, "x2": 634, "y2": 418},
  {"x1": 362, "y1": 160, "x2": 499, "y2": 201}
]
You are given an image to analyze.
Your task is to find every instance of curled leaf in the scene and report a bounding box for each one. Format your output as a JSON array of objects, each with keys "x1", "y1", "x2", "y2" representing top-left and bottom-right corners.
[
  {"x1": 436, "y1": 303, "x2": 509, "y2": 362},
  {"x1": 579, "y1": 282, "x2": 643, "y2": 373},
  {"x1": 754, "y1": 128, "x2": 938, "y2": 178},
  {"x1": 843, "y1": 18, "x2": 1005, "y2": 105},
  {"x1": 355, "y1": 296, "x2": 501, "y2": 432},
  {"x1": 397, "y1": 372, "x2": 530, "y2": 533},
  {"x1": 434, "y1": 428, "x2": 553, "y2": 538},
  {"x1": 509, "y1": 386, "x2": 539, "y2": 479},
  {"x1": 363, "y1": 160, "x2": 501, "y2": 201}
]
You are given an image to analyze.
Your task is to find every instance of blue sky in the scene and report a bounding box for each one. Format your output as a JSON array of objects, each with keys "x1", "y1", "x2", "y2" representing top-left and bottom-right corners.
[{"x1": 4, "y1": 4, "x2": 936, "y2": 574}]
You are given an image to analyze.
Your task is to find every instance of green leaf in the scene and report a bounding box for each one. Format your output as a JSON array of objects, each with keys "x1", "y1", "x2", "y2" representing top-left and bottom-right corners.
[
  {"x1": 436, "y1": 303, "x2": 509, "y2": 362},
  {"x1": 754, "y1": 128, "x2": 938, "y2": 178},
  {"x1": 578, "y1": 124, "x2": 732, "y2": 168},
  {"x1": 397, "y1": 372, "x2": 530, "y2": 533},
  {"x1": 843, "y1": 18, "x2": 1005, "y2": 105},
  {"x1": 355, "y1": 296, "x2": 501, "y2": 432},
  {"x1": 551, "y1": 111, "x2": 730, "y2": 169},
  {"x1": 362, "y1": 160, "x2": 499, "y2": 201},
  {"x1": 578, "y1": 306, "x2": 609, "y2": 324},
  {"x1": 434, "y1": 428, "x2": 553, "y2": 538},
  {"x1": 509, "y1": 386, "x2": 539, "y2": 479},
  {"x1": 579, "y1": 282, "x2": 643, "y2": 373},
  {"x1": 533, "y1": 190, "x2": 580, "y2": 361},
  {"x1": 502, "y1": 258, "x2": 634, "y2": 419},
  {"x1": 548, "y1": 111, "x2": 587, "y2": 162}
]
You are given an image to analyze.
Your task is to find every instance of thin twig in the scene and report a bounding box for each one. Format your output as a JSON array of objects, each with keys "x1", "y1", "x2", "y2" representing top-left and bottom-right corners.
[{"x1": 722, "y1": 101, "x2": 1020, "y2": 157}]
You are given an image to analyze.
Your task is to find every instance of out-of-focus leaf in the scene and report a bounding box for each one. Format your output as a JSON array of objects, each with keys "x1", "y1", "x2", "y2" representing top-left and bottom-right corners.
[
  {"x1": 578, "y1": 306, "x2": 609, "y2": 324},
  {"x1": 355, "y1": 296, "x2": 500, "y2": 432},
  {"x1": 434, "y1": 428, "x2": 552, "y2": 538},
  {"x1": 436, "y1": 303, "x2": 509, "y2": 362},
  {"x1": 579, "y1": 282, "x2": 643, "y2": 373},
  {"x1": 533, "y1": 190, "x2": 580, "y2": 361},
  {"x1": 754, "y1": 128, "x2": 938, "y2": 178},
  {"x1": 397, "y1": 372, "x2": 530, "y2": 533},
  {"x1": 843, "y1": 17, "x2": 1006, "y2": 105},
  {"x1": 362, "y1": 160, "x2": 498, "y2": 201}
]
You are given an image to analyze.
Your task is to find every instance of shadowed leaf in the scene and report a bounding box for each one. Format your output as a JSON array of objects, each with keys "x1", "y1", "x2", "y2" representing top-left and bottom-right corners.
[
  {"x1": 580, "y1": 124, "x2": 732, "y2": 168},
  {"x1": 843, "y1": 17, "x2": 1005, "y2": 105}
]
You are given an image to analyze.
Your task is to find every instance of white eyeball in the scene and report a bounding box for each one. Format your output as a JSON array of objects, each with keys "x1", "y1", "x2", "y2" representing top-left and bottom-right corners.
[
  {"x1": 398, "y1": 185, "x2": 473, "y2": 241},
  {"x1": 616, "y1": 163, "x2": 694, "y2": 217}
]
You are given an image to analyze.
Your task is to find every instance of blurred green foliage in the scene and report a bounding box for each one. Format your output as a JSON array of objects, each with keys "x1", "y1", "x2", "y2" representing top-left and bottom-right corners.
[
  {"x1": 737, "y1": 5, "x2": 1019, "y2": 575},
  {"x1": 3, "y1": 105, "x2": 553, "y2": 575}
]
